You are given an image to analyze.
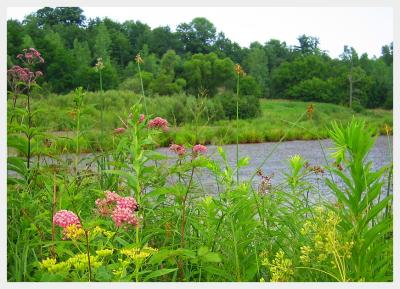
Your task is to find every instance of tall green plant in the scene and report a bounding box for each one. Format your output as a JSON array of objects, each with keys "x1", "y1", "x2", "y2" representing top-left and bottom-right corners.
[{"x1": 326, "y1": 118, "x2": 392, "y2": 281}]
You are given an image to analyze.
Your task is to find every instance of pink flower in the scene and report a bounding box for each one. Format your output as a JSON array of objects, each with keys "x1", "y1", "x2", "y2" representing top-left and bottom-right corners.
[
  {"x1": 35, "y1": 71, "x2": 43, "y2": 77},
  {"x1": 112, "y1": 206, "x2": 138, "y2": 227},
  {"x1": 169, "y1": 144, "x2": 186, "y2": 157},
  {"x1": 148, "y1": 117, "x2": 169, "y2": 132},
  {"x1": 16, "y1": 48, "x2": 45, "y2": 65},
  {"x1": 193, "y1": 144, "x2": 207, "y2": 156},
  {"x1": 138, "y1": 114, "x2": 145, "y2": 123},
  {"x1": 53, "y1": 210, "x2": 81, "y2": 228},
  {"x1": 116, "y1": 196, "x2": 138, "y2": 211},
  {"x1": 114, "y1": 127, "x2": 126, "y2": 134},
  {"x1": 96, "y1": 191, "x2": 139, "y2": 229},
  {"x1": 95, "y1": 198, "x2": 112, "y2": 216},
  {"x1": 106, "y1": 191, "x2": 121, "y2": 203}
]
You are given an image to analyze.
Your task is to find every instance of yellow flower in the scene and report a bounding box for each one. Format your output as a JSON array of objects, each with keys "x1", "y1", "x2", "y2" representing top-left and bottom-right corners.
[
  {"x1": 40, "y1": 257, "x2": 57, "y2": 270},
  {"x1": 269, "y1": 249, "x2": 294, "y2": 282},
  {"x1": 96, "y1": 249, "x2": 113, "y2": 257},
  {"x1": 64, "y1": 224, "x2": 85, "y2": 240},
  {"x1": 234, "y1": 64, "x2": 245, "y2": 76},
  {"x1": 49, "y1": 261, "x2": 70, "y2": 273},
  {"x1": 384, "y1": 123, "x2": 392, "y2": 135},
  {"x1": 94, "y1": 57, "x2": 105, "y2": 72},
  {"x1": 135, "y1": 53, "x2": 144, "y2": 64},
  {"x1": 300, "y1": 246, "x2": 313, "y2": 265},
  {"x1": 120, "y1": 246, "x2": 158, "y2": 261}
]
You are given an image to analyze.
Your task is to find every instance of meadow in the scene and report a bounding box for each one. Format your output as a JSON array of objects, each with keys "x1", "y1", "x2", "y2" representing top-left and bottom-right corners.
[{"x1": 7, "y1": 49, "x2": 393, "y2": 282}]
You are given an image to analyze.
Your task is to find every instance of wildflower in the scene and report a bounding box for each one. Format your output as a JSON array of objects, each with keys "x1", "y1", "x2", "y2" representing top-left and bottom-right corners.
[
  {"x1": 96, "y1": 249, "x2": 114, "y2": 257},
  {"x1": 106, "y1": 190, "x2": 121, "y2": 203},
  {"x1": 114, "y1": 127, "x2": 126, "y2": 134},
  {"x1": 18, "y1": 48, "x2": 44, "y2": 65},
  {"x1": 53, "y1": 210, "x2": 80, "y2": 228},
  {"x1": 135, "y1": 53, "x2": 144, "y2": 64},
  {"x1": 148, "y1": 117, "x2": 169, "y2": 131},
  {"x1": 63, "y1": 223, "x2": 85, "y2": 240},
  {"x1": 169, "y1": 144, "x2": 186, "y2": 157},
  {"x1": 7, "y1": 65, "x2": 35, "y2": 84},
  {"x1": 234, "y1": 64, "x2": 245, "y2": 76},
  {"x1": 94, "y1": 57, "x2": 105, "y2": 72},
  {"x1": 96, "y1": 191, "x2": 139, "y2": 229},
  {"x1": 120, "y1": 246, "x2": 158, "y2": 261},
  {"x1": 300, "y1": 245, "x2": 313, "y2": 265},
  {"x1": 116, "y1": 196, "x2": 138, "y2": 211},
  {"x1": 307, "y1": 104, "x2": 314, "y2": 119},
  {"x1": 67, "y1": 253, "x2": 101, "y2": 271},
  {"x1": 192, "y1": 144, "x2": 207, "y2": 156},
  {"x1": 138, "y1": 114, "x2": 145, "y2": 123},
  {"x1": 40, "y1": 257, "x2": 57, "y2": 270},
  {"x1": 384, "y1": 123, "x2": 392, "y2": 135},
  {"x1": 93, "y1": 226, "x2": 105, "y2": 236},
  {"x1": 49, "y1": 261, "x2": 70, "y2": 273},
  {"x1": 269, "y1": 249, "x2": 294, "y2": 282},
  {"x1": 112, "y1": 206, "x2": 139, "y2": 228}
]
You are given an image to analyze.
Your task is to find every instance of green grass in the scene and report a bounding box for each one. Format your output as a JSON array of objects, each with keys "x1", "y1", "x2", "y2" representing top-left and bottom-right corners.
[
  {"x1": 160, "y1": 99, "x2": 392, "y2": 146},
  {"x1": 8, "y1": 91, "x2": 392, "y2": 154}
]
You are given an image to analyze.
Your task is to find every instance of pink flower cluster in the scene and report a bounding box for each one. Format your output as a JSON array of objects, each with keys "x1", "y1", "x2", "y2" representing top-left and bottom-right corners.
[
  {"x1": 17, "y1": 48, "x2": 45, "y2": 65},
  {"x1": 193, "y1": 144, "x2": 207, "y2": 156},
  {"x1": 114, "y1": 127, "x2": 126, "y2": 134},
  {"x1": 95, "y1": 191, "x2": 139, "y2": 228},
  {"x1": 53, "y1": 210, "x2": 81, "y2": 228},
  {"x1": 169, "y1": 144, "x2": 186, "y2": 157},
  {"x1": 148, "y1": 117, "x2": 169, "y2": 132},
  {"x1": 138, "y1": 114, "x2": 145, "y2": 123},
  {"x1": 7, "y1": 65, "x2": 43, "y2": 84}
]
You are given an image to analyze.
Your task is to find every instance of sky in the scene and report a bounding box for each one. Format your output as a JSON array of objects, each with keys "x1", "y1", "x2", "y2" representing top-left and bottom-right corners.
[{"x1": 7, "y1": 6, "x2": 393, "y2": 58}]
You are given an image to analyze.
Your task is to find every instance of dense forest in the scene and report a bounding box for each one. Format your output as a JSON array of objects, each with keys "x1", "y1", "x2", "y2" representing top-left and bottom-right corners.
[{"x1": 7, "y1": 7, "x2": 393, "y2": 109}]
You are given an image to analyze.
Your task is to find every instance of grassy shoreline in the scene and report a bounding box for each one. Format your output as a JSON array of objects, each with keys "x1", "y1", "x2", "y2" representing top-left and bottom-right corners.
[{"x1": 9, "y1": 97, "x2": 392, "y2": 155}]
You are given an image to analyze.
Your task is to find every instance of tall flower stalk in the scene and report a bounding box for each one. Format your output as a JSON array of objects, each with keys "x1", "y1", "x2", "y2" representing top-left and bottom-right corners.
[
  {"x1": 135, "y1": 53, "x2": 148, "y2": 115},
  {"x1": 234, "y1": 64, "x2": 244, "y2": 183},
  {"x1": 73, "y1": 87, "x2": 85, "y2": 176},
  {"x1": 7, "y1": 48, "x2": 44, "y2": 170},
  {"x1": 94, "y1": 58, "x2": 105, "y2": 148}
]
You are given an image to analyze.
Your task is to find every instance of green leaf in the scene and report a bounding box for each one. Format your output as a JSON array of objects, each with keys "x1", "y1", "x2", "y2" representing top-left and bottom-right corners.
[
  {"x1": 143, "y1": 268, "x2": 178, "y2": 281},
  {"x1": 202, "y1": 252, "x2": 222, "y2": 263},
  {"x1": 197, "y1": 246, "x2": 209, "y2": 257}
]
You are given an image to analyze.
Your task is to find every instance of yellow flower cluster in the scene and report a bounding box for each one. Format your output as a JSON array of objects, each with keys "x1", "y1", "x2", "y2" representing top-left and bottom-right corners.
[
  {"x1": 66, "y1": 253, "x2": 102, "y2": 271},
  {"x1": 64, "y1": 224, "x2": 85, "y2": 240},
  {"x1": 234, "y1": 64, "x2": 245, "y2": 76},
  {"x1": 260, "y1": 249, "x2": 294, "y2": 282},
  {"x1": 135, "y1": 53, "x2": 144, "y2": 64},
  {"x1": 40, "y1": 253, "x2": 102, "y2": 274},
  {"x1": 94, "y1": 57, "x2": 105, "y2": 72},
  {"x1": 92, "y1": 226, "x2": 115, "y2": 239},
  {"x1": 299, "y1": 207, "x2": 354, "y2": 281},
  {"x1": 96, "y1": 249, "x2": 113, "y2": 257},
  {"x1": 40, "y1": 257, "x2": 57, "y2": 270},
  {"x1": 120, "y1": 246, "x2": 158, "y2": 262}
]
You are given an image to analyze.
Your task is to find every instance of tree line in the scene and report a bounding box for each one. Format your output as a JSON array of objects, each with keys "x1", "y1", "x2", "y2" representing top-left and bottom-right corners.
[{"x1": 7, "y1": 7, "x2": 393, "y2": 109}]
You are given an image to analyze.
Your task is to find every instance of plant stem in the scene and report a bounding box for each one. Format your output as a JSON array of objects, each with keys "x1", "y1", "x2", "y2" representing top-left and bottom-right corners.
[
  {"x1": 137, "y1": 62, "x2": 148, "y2": 115},
  {"x1": 236, "y1": 73, "x2": 240, "y2": 183},
  {"x1": 99, "y1": 70, "x2": 104, "y2": 148},
  {"x1": 178, "y1": 164, "x2": 195, "y2": 279},
  {"x1": 27, "y1": 84, "x2": 32, "y2": 170},
  {"x1": 84, "y1": 229, "x2": 92, "y2": 282},
  {"x1": 75, "y1": 106, "x2": 80, "y2": 176},
  {"x1": 51, "y1": 172, "x2": 57, "y2": 258}
]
